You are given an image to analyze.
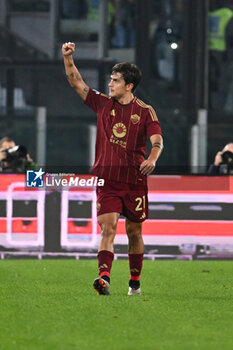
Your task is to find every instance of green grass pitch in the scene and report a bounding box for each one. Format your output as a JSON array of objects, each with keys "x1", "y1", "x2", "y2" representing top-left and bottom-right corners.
[{"x1": 0, "y1": 260, "x2": 232, "y2": 350}]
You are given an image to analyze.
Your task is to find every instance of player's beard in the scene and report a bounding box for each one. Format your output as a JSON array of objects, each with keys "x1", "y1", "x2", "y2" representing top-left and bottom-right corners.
[
  {"x1": 109, "y1": 89, "x2": 114, "y2": 97},
  {"x1": 109, "y1": 90, "x2": 122, "y2": 100}
]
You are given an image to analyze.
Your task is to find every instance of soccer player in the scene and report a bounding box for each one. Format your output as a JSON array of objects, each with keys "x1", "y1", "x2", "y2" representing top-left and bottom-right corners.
[{"x1": 62, "y1": 42, "x2": 163, "y2": 295}]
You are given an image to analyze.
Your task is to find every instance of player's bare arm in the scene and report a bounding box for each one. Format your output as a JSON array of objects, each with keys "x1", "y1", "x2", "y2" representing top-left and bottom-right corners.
[
  {"x1": 140, "y1": 134, "x2": 163, "y2": 175},
  {"x1": 62, "y1": 42, "x2": 89, "y2": 100}
]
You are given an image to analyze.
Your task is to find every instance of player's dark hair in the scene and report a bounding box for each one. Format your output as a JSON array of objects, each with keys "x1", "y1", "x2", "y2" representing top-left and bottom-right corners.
[{"x1": 111, "y1": 62, "x2": 142, "y2": 92}]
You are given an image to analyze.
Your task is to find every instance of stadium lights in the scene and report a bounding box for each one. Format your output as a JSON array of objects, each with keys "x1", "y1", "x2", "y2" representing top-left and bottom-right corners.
[{"x1": 171, "y1": 42, "x2": 178, "y2": 50}]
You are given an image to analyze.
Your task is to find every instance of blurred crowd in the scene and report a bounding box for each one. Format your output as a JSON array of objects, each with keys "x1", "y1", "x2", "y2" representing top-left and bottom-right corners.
[
  {"x1": 59, "y1": 0, "x2": 136, "y2": 48},
  {"x1": 209, "y1": 0, "x2": 233, "y2": 110}
]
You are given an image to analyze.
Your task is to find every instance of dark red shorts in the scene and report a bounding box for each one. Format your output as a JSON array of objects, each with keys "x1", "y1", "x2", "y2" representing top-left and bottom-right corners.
[{"x1": 96, "y1": 180, "x2": 148, "y2": 223}]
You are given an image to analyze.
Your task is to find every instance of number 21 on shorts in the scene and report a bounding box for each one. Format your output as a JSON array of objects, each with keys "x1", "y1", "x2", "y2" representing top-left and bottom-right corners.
[{"x1": 135, "y1": 195, "x2": 146, "y2": 211}]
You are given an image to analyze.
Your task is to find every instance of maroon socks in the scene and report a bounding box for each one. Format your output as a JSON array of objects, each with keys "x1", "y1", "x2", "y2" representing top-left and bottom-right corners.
[
  {"x1": 97, "y1": 251, "x2": 143, "y2": 286},
  {"x1": 98, "y1": 250, "x2": 114, "y2": 280},
  {"x1": 128, "y1": 253, "x2": 144, "y2": 281}
]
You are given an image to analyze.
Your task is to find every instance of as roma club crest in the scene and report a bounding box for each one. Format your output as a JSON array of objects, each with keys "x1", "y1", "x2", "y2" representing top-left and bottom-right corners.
[
  {"x1": 130, "y1": 114, "x2": 140, "y2": 125},
  {"x1": 112, "y1": 123, "x2": 127, "y2": 138}
]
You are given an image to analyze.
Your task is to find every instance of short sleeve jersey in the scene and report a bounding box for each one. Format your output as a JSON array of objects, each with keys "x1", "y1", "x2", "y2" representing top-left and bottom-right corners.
[{"x1": 84, "y1": 88, "x2": 162, "y2": 185}]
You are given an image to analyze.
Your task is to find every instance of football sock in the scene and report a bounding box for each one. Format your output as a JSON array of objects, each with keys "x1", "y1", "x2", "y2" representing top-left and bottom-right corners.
[
  {"x1": 129, "y1": 253, "x2": 144, "y2": 282},
  {"x1": 129, "y1": 279, "x2": 140, "y2": 289},
  {"x1": 98, "y1": 250, "x2": 114, "y2": 282},
  {"x1": 101, "y1": 275, "x2": 110, "y2": 283}
]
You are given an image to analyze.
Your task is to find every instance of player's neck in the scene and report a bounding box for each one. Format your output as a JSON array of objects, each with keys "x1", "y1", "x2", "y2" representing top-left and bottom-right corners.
[{"x1": 117, "y1": 93, "x2": 134, "y2": 105}]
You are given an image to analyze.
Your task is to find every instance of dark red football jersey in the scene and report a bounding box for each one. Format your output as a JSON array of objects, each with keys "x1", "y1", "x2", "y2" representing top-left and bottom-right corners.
[{"x1": 84, "y1": 88, "x2": 162, "y2": 184}]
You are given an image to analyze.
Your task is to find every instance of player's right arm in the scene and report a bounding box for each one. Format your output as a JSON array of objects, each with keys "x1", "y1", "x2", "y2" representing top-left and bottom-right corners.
[{"x1": 62, "y1": 42, "x2": 89, "y2": 100}]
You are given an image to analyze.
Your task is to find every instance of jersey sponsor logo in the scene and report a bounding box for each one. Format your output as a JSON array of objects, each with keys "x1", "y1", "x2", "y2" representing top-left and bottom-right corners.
[
  {"x1": 130, "y1": 114, "x2": 140, "y2": 124},
  {"x1": 110, "y1": 135, "x2": 127, "y2": 148},
  {"x1": 112, "y1": 122, "x2": 127, "y2": 138}
]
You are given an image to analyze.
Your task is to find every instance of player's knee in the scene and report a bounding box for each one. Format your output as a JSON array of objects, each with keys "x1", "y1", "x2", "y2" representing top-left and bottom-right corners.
[
  {"x1": 98, "y1": 221, "x2": 116, "y2": 241},
  {"x1": 126, "y1": 222, "x2": 142, "y2": 240}
]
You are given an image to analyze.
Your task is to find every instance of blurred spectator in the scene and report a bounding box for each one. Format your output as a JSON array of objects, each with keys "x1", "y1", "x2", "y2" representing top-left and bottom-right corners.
[
  {"x1": 208, "y1": 142, "x2": 233, "y2": 174},
  {"x1": 60, "y1": 0, "x2": 88, "y2": 19},
  {"x1": 86, "y1": 0, "x2": 115, "y2": 22},
  {"x1": 151, "y1": 0, "x2": 182, "y2": 83},
  {"x1": 0, "y1": 136, "x2": 37, "y2": 173},
  {"x1": 111, "y1": 0, "x2": 135, "y2": 48},
  {"x1": 86, "y1": 0, "x2": 115, "y2": 42},
  {"x1": 87, "y1": 0, "x2": 99, "y2": 20},
  {"x1": 208, "y1": 0, "x2": 233, "y2": 109}
]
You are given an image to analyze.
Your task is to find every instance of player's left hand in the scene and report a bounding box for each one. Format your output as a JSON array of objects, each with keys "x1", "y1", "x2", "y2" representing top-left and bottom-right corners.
[{"x1": 140, "y1": 159, "x2": 156, "y2": 175}]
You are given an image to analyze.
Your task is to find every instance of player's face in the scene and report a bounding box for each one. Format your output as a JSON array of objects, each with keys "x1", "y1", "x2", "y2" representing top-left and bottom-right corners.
[{"x1": 108, "y1": 73, "x2": 133, "y2": 99}]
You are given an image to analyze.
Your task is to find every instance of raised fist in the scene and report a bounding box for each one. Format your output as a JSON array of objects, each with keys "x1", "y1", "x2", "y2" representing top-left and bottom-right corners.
[{"x1": 62, "y1": 42, "x2": 75, "y2": 56}]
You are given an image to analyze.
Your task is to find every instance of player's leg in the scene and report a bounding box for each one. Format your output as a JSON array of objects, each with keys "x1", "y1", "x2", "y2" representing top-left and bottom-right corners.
[
  {"x1": 98, "y1": 212, "x2": 120, "y2": 253},
  {"x1": 126, "y1": 219, "x2": 144, "y2": 295},
  {"x1": 123, "y1": 184, "x2": 148, "y2": 295},
  {"x1": 93, "y1": 212, "x2": 120, "y2": 295}
]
